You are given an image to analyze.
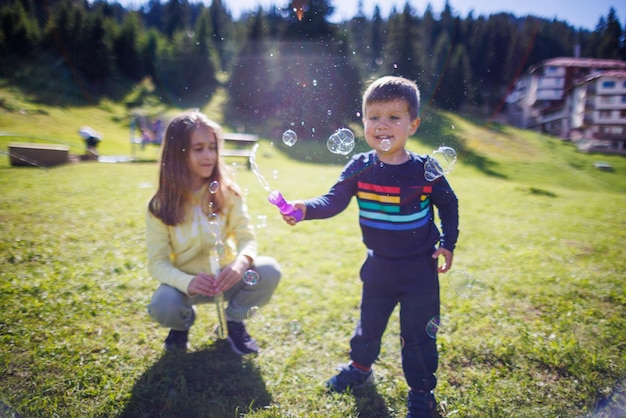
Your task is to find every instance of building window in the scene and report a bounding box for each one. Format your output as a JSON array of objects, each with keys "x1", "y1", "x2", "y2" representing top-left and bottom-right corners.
[
  {"x1": 602, "y1": 80, "x2": 616, "y2": 88},
  {"x1": 599, "y1": 126, "x2": 622, "y2": 134},
  {"x1": 598, "y1": 110, "x2": 612, "y2": 119},
  {"x1": 600, "y1": 96, "x2": 615, "y2": 104},
  {"x1": 545, "y1": 66, "x2": 559, "y2": 74},
  {"x1": 601, "y1": 126, "x2": 624, "y2": 134}
]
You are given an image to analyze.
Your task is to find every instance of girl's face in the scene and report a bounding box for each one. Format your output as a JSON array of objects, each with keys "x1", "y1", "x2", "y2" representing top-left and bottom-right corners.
[
  {"x1": 188, "y1": 125, "x2": 218, "y2": 190},
  {"x1": 363, "y1": 99, "x2": 420, "y2": 161}
]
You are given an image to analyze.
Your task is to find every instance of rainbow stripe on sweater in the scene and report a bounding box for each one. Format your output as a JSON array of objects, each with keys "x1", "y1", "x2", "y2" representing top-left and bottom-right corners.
[{"x1": 357, "y1": 182, "x2": 432, "y2": 231}]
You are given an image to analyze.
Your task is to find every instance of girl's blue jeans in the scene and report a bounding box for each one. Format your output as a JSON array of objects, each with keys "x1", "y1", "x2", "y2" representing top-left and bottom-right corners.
[{"x1": 147, "y1": 255, "x2": 281, "y2": 329}]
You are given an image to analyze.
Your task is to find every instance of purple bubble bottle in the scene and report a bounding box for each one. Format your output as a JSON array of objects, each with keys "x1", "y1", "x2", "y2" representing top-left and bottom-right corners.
[{"x1": 268, "y1": 190, "x2": 303, "y2": 222}]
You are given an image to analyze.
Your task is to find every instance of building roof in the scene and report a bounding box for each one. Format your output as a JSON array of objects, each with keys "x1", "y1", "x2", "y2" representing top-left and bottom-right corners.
[
  {"x1": 576, "y1": 70, "x2": 626, "y2": 85},
  {"x1": 529, "y1": 57, "x2": 626, "y2": 73}
]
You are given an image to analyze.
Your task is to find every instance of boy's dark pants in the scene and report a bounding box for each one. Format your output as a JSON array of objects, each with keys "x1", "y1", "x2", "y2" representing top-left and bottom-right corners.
[{"x1": 350, "y1": 252, "x2": 440, "y2": 391}]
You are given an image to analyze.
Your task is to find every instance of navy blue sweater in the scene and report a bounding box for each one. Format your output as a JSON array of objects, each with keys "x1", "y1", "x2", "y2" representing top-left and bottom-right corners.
[{"x1": 304, "y1": 150, "x2": 459, "y2": 258}]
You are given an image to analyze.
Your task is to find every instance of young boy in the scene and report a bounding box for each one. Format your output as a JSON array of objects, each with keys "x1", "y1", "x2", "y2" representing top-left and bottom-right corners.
[{"x1": 282, "y1": 76, "x2": 459, "y2": 418}]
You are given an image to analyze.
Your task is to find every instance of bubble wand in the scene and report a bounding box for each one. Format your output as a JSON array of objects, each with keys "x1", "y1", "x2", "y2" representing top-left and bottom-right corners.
[
  {"x1": 249, "y1": 144, "x2": 303, "y2": 222},
  {"x1": 207, "y1": 181, "x2": 228, "y2": 340},
  {"x1": 210, "y1": 253, "x2": 228, "y2": 339}
]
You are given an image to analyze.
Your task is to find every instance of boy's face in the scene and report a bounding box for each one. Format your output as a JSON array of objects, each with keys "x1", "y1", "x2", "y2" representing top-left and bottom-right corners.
[{"x1": 363, "y1": 99, "x2": 420, "y2": 159}]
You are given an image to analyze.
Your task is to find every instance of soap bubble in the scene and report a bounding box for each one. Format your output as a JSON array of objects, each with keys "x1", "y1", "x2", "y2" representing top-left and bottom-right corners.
[
  {"x1": 213, "y1": 241, "x2": 225, "y2": 258},
  {"x1": 327, "y1": 128, "x2": 355, "y2": 155},
  {"x1": 448, "y1": 270, "x2": 485, "y2": 298},
  {"x1": 282, "y1": 129, "x2": 297, "y2": 147},
  {"x1": 380, "y1": 138, "x2": 392, "y2": 151},
  {"x1": 388, "y1": 333, "x2": 405, "y2": 352},
  {"x1": 433, "y1": 146, "x2": 457, "y2": 172},
  {"x1": 256, "y1": 214, "x2": 267, "y2": 229},
  {"x1": 425, "y1": 316, "x2": 440, "y2": 339},
  {"x1": 335, "y1": 128, "x2": 354, "y2": 146},
  {"x1": 209, "y1": 180, "x2": 219, "y2": 194},
  {"x1": 425, "y1": 146, "x2": 457, "y2": 181},
  {"x1": 288, "y1": 319, "x2": 302, "y2": 335},
  {"x1": 208, "y1": 181, "x2": 219, "y2": 210},
  {"x1": 247, "y1": 306, "x2": 262, "y2": 322},
  {"x1": 242, "y1": 269, "x2": 260, "y2": 286},
  {"x1": 249, "y1": 144, "x2": 271, "y2": 192}
]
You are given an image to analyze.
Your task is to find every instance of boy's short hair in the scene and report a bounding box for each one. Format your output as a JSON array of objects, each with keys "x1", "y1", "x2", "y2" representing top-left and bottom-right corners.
[{"x1": 362, "y1": 76, "x2": 421, "y2": 120}]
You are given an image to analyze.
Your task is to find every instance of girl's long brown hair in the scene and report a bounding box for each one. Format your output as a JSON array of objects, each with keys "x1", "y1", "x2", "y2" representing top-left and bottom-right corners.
[{"x1": 148, "y1": 111, "x2": 240, "y2": 226}]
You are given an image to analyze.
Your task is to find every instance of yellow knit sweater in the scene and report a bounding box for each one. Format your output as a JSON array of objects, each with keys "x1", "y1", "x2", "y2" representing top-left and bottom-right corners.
[{"x1": 146, "y1": 185, "x2": 257, "y2": 295}]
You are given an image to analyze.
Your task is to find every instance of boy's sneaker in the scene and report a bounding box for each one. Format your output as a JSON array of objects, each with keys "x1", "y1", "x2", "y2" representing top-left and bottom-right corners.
[
  {"x1": 226, "y1": 321, "x2": 259, "y2": 355},
  {"x1": 164, "y1": 329, "x2": 189, "y2": 352},
  {"x1": 326, "y1": 363, "x2": 374, "y2": 393},
  {"x1": 407, "y1": 390, "x2": 436, "y2": 418}
]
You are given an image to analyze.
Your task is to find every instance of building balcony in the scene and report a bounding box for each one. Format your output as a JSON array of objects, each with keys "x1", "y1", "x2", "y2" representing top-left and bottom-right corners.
[
  {"x1": 594, "y1": 132, "x2": 626, "y2": 141},
  {"x1": 586, "y1": 117, "x2": 626, "y2": 125},
  {"x1": 536, "y1": 90, "x2": 563, "y2": 100}
]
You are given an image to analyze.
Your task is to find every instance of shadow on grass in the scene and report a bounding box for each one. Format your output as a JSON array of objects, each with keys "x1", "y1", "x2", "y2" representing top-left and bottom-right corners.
[
  {"x1": 352, "y1": 385, "x2": 394, "y2": 418},
  {"x1": 121, "y1": 340, "x2": 271, "y2": 418},
  {"x1": 418, "y1": 110, "x2": 506, "y2": 179},
  {"x1": 272, "y1": 109, "x2": 507, "y2": 180}
]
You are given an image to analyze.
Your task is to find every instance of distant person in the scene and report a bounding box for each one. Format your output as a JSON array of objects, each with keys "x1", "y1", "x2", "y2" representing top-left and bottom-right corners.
[
  {"x1": 140, "y1": 128, "x2": 154, "y2": 150},
  {"x1": 78, "y1": 126, "x2": 101, "y2": 156},
  {"x1": 146, "y1": 110, "x2": 281, "y2": 355},
  {"x1": 129, "y1": 116, "x2": 138, "y2": 144},
  {"x1": 281, "y1": 76, "x2": 459, "y2": 418},
  {"x1": 152, "y1": 118, "x2": 164, "y2": 145}
]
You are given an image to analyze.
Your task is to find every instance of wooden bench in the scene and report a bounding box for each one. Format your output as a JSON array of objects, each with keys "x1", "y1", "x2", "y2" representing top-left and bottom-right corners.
[
  {"x1": 8, "y1": 142, "x2": 70, "y2": 167},
  {"x1": 221, "y1": 133, "x2": 258, "y2": 168},
  {"x1": 130, "y1": 131, "x2": 258, "y2": 168}
]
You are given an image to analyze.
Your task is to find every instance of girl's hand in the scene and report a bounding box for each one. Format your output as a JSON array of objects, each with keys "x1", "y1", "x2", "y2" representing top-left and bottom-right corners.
[
  {"x1": 432, "y1": 247, "x2": 453, "y2": 273},
  {"x1": 215, "y1": 255, "x2": 251, "y2": 293},
  {"x1": 188, "y1": 273, "x2": 218, "y2": 296},
  {"x1": 282, "y1": 201, "x2": 306, "y2": 226}
]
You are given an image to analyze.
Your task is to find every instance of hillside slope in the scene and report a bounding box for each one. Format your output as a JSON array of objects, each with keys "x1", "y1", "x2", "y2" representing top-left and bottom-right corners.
[{"x1": 1, "y1": 86, "x2": 624, "y2": 194}]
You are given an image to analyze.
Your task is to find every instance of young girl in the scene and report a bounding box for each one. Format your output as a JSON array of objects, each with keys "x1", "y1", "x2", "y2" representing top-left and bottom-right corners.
[{"x1": 146, "y1": 111, "x2": 281, "y2": 355}]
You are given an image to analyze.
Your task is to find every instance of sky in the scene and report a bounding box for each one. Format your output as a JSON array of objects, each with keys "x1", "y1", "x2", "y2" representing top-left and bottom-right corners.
[{"x1": 114, "y1": 0, "x2": 625, "y2": 30}]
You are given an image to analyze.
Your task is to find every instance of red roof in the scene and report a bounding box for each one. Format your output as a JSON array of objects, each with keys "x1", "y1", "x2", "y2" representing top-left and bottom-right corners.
[
  {"x1": 576, "y1": 70, "x2": 626, "y2": 84},
  {"x1": 530, "y1": 57, "x2": 626, "y2": 73}
]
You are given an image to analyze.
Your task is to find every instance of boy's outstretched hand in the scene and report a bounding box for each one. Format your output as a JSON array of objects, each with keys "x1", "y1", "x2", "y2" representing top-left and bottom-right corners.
[
  {"x1": 432, "y1": 247, "x2": 453, "y2": 273},
  {"x1": 282, "y1": 201, "x2": 306, "y2": 226}
]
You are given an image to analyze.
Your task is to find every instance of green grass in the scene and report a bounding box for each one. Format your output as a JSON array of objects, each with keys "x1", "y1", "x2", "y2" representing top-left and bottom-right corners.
[{"x1": 0, "y1": 90, "x2": 625, "y2": 417}]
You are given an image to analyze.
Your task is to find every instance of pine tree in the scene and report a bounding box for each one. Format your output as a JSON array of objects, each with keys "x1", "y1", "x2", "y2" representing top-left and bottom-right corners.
[
  {"x1": 435, "y1": 43, "x2": 471, "y2": 110},
  {"x1": 209, "y1": 0, "x2": 232, "y2": 70},
  {"x1": 163, "y1": 0, "x2": 190, "y2": 39},
  {"x1": 382, "y1": 4, "x2": 420, "y2": 80},
  {"x1": 0, "y1": 0, "x2": 40, "y2": 59},
  {"x1": 113, "y1": 12, "x2": 145, "y2": 81},
  {"x1": 348, "y1": 1, "x2": 369, "y2": 72},
  {"x1": 226, "y1": 9, "x2": 273, "y2": 126},
  {"x1": 72, "y1": 12, "x2": 113, "y2": 86},
  {"x1": 368, "y1": 5, "x2": 385, "y2": 73},
  {"x1": 595, "y1": 8, "x2": 623, "y2": 59},
  {"x1": 272, "y1": 0, "x2": 362, "y2": 141},
  {"x1": 154, "y1": 7, "x2": 217, "y2": 105}
]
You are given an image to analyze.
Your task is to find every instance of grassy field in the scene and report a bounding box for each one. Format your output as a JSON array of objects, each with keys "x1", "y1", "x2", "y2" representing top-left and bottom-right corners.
[{"x1": 1, "y1": 87, "x2": 625, "y2": 417}]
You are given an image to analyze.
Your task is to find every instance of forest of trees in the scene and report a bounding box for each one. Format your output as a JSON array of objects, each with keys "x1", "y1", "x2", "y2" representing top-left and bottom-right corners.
[{"x1": 1, "y1": 0, "x2": 625, "y2": 139}]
